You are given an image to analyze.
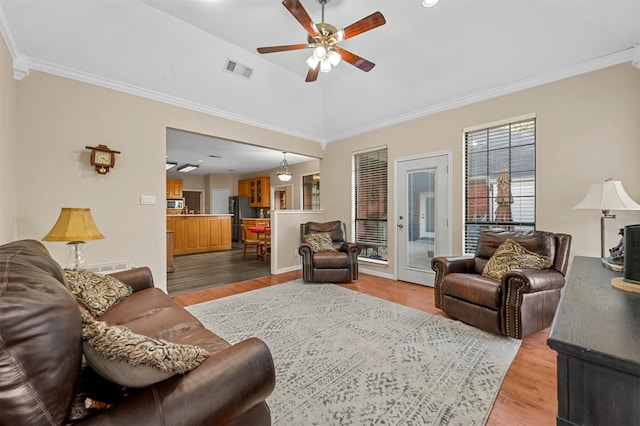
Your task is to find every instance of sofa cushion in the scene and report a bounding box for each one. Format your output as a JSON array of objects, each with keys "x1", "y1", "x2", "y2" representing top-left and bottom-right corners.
[
  {"x1": 312, "y1": 251, "x2": 351, "y2": 268},
  {"x1": 65, "y1": 269, "x2": 133, "y2": 316},
  {"x1": 80, "y1": 309, "x2": 210, "y2": 388},
  {"x1": 442, "y1": 272, "x2": 502, "y2": 310},
  {"x1": 0, "y1": 240, "x2": 83, "y2": 425},
  {"x1": 304, "y1": 232, "x2": 338, "y2": 252},
  {"x1": 482, "y1": 238, "x2": 553, "y2": 281}
]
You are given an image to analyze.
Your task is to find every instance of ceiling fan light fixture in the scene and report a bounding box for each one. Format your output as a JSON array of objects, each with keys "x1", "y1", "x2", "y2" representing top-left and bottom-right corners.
[
  {"x1": 422, "y1": 0, "x2": 440, "y2": 7},
  {"x1": 306, "y1": 56, "x2": 320, "y2": 69},
  {"x1": 320, "y1": 59, "x2": 332, "y2": 73},
  {"x1": 313, "y1": 46, "x2": 326, "y2": 59},
  {"x1": 328, "y1": 49, "x2": 341, "y2": 66}
]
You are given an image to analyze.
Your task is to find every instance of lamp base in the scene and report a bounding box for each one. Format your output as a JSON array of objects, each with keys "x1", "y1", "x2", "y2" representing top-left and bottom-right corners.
[
  {"x1": 601, "y1": 257, "x2": 624, "y2": 272},
  {"x1": 611, "y1": 277, "x2": 640, "y2": 294},
  {"x1": 65, "y1": 241, "x2": 87, "y2": 270}
]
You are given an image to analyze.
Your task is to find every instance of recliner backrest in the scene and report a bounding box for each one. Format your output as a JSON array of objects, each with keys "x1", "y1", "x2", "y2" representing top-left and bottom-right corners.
[
  {"x1": 473, "y1": 230, "x2": 557, "y2": 275},
  {"x1": 300, "y1": 221, "x2": 347, "y2": 246}
]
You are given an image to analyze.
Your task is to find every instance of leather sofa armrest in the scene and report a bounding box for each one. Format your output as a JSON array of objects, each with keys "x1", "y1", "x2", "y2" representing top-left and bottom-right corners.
[
  {"x1": 298, "y1": 243, "x2": 314, "y2": 283},
  {"x1": 109, "y1": 267, "x2": 154, "y2": 292},
  {"x1": 502, "y1": 268, "x2": 566, "y2": 338},
  {"x1": 431, "y1": 256, "x2": 476, "y2": 309},
  {"x1": 431, "y1": 256, "x2": 476, "y2": 276},
  {"x1": 340, "y1": 242, "x2": 361, "y2": 257},
  {"x1": 298, "y1": 243, "x2": 313, "y2": 258},
  {"x1": 502, "y1": 268, "x2": 566, "y2": 293},
  {"x1": 82, "y1": 338, "x2": 275, "y2": 426}
]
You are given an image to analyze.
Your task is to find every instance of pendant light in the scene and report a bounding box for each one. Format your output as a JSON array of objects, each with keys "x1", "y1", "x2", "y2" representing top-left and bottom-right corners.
[{"x1": 277, "y1": 152, "x2": 292, "y2": 182}]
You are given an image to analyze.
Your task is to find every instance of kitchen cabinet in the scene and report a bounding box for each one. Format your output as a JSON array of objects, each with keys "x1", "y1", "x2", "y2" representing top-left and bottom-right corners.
[
  {"x1": 166, "y1": 215, "x2": 232, "y2": 255},
  {"x1": 249, "y1": 177, "x2": 270, "y2": 208},
  {"x1": 166, "y1": 179, "x2": 183, "y2": 199},
  {"x1": 242, "y1": 218, "x2": 270, "y2": 240},
  {"x1": 238, "y1": 179, "x2": 251, "y2": 198}
]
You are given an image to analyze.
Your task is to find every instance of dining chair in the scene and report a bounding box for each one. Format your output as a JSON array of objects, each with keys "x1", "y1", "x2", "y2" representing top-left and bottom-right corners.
[
  {"x1": 241, "y1": 224, "x2": 261, "y2": 257},
  {"x1": 260, "y1": 228, "x2": 271, "y2": 263}
]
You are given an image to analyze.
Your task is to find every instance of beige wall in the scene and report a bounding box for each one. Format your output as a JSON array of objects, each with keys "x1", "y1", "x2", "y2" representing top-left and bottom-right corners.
[
  {"x1": 0, "y1": 35, "x2": 18, "y2": 242},
  {"x1": 3, "y1": 25, "x2": 639, "y2": 288},
  {"x1": 271, "y1": 209, "x2": 327, "y2": 274},
  {"x1": 12, "y1": 70, "x2": 322, "y2": 292},
  {"x1": 323, "y1": 63, "x2": 640, "y2": 278}
]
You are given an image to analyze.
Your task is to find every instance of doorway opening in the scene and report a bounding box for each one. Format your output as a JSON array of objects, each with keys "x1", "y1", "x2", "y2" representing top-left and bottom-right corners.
[
  {"x1": 273, "y1": 185, "x2": 293, "y2": 210},
  {"x1": 183, "y1": 190, "x2": 204, "y2": 214}
]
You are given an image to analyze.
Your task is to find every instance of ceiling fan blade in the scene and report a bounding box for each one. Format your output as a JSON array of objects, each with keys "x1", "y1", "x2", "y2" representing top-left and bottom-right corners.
[
  {"x1": 334, "y1": 11, "x2": 386, "y2": 42},
  {"x1": 282, "y1": 0, "x2": 320, "y2": 38},
  {"x1": 305, "y1": 63, "x2": 320, "y2": 82},
  {"x1": 257, "y1": 44, "x2": 309, "y2": 54},
  {"x1": 333, "y1": 46, "x2": 375, "y2": 72}
]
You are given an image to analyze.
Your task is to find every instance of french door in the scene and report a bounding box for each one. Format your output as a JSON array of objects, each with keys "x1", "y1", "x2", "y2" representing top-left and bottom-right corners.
[{"x1": 396, "y1": 153, "x2": 451, "y2": 286}]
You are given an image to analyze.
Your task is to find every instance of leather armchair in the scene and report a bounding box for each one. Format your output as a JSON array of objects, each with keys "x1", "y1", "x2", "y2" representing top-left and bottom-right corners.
[
  {"x1": 431, "y1": 230, "x2": 571, "y2": 339},
  {"x1": 298, "y1": 221, "x2": 360, "y2": 283}
]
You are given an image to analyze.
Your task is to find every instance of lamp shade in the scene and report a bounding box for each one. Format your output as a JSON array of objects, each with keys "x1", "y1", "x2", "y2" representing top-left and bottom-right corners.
[
  {"x1": 43, "y1": 208, "x2": 105, "y2": 242},
  {"x1": 573, "y1": 180, "x2": 640, "y2": 211}
]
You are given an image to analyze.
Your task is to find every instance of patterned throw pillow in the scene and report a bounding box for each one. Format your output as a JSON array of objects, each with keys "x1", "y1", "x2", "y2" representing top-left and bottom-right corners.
[
  {"x1": 304, "y1": 232, "x2": 338, "y2": 253},
  {"x1": 65, "y1": 270, "x2": 133, "y2": 317},
  {"x1": 80, "y1": 309, "x2": 210, "y2": 388},
  {"x1": 482, "y1": 238, "x2": 553, "y2": 281}
]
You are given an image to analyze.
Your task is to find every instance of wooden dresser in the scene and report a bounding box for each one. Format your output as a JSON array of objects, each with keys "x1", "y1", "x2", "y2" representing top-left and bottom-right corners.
[{"x1": 547, "y1": 256, "x2": 640, "y2": 425}]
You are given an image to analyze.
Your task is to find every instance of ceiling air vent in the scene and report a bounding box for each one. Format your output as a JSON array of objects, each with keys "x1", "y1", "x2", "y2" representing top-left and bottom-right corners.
[{"x1": 224, "y1": 58, "x2": 253, "y2": 80}]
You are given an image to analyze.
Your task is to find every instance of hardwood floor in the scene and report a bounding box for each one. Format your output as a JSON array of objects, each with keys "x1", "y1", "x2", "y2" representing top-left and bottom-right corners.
[
  {"x1": 167, "y1": 243, "x2": 270, "y2": 296},
  {"x1": 172, "y1": 272, "x2": 557, "y2": 425}
]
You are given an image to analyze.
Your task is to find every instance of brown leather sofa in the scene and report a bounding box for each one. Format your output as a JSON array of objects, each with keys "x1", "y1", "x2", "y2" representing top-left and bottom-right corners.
[
  {"x1": 431, "y1": 230, "x2": 572, "y2": 339},
  {"x1": 0, "y1": 239, "x2": 275, "y2": 425},
  {"x1": 298, "y1": 221, "x2": 360, "y2": 283}
]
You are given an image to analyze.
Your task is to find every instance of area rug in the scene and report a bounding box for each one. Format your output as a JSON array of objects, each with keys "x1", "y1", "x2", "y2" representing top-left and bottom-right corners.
[{"x1": 186, "y1": 280, "x2": 521, "y2": 425}]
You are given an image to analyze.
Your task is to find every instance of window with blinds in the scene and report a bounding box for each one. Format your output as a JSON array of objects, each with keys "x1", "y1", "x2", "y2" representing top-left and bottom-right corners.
[
  {"x1": 464, "y1": 117, "x2": 536, "y2": 254},
  {"x1": 352, "y1": 147, "x2": 388, "y2": 261}
]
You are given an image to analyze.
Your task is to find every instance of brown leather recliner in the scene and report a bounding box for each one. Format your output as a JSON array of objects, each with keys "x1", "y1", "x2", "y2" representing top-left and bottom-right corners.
[
  {"x1": 431, "y1": 230, "x2": 572, "y2": 339},
  {"x1": 298, "y1": 221, "x2": 360, "y2": 283}
]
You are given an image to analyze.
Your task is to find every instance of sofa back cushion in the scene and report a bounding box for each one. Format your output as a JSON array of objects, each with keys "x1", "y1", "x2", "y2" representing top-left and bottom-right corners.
[
  {"x1": 0, "y1": 240, "x2": 82, "y2": 425},
  {"x1": 474, "y1": 230, "x2": 556, "y2": 275},
  {"x1": 300, "y1": 221, "x2": 346, "y2": 246}
]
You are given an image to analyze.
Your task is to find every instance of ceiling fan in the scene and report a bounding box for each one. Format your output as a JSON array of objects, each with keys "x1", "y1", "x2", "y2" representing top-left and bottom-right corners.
[{"x1": 257, "y1": 0, "x2": 386, "y2": 82}]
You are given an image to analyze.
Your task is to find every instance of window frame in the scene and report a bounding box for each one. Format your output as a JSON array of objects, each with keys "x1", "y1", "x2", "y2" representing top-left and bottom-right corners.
[
  {"x1": 352, "y1": 146, "x2": 389, "y2": 263},
  {"x1": 463, "y1": 114, "x2": 537, "y2": 255}
]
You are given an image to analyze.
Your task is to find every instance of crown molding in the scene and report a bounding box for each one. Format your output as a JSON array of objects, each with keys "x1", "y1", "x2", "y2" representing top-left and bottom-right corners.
[
  {"x1": 0, "y1": 3, "x2": 20, "y2": 60},
  {"x1": 324, "y1": 48, "x2": 637, "y2": 143},
  {"x1": 6, "y1": 40, "x2": 635, "y2": 146},
  {"x1": 19, "y1": 56, "x2": 326, "y2": 144}
]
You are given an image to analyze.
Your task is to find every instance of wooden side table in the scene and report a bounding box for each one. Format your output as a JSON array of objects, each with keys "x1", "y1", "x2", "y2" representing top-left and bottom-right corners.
[
  {"x1": 547, "y1": 256, "x2": 640, "y2": 425},
  {"x1": 166, "y1": 230, "x2": 175, "y2": 273}
]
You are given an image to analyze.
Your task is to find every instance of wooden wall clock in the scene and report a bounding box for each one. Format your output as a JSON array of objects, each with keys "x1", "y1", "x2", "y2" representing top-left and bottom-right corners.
[{"x1": 85, "y1": 144, "x2": 121, "y2": 174}]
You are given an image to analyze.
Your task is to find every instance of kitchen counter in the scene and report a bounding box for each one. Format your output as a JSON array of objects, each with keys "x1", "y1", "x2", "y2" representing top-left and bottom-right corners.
[{"x1": 166, "y1": 215, "x2": 232, "y2": 255}]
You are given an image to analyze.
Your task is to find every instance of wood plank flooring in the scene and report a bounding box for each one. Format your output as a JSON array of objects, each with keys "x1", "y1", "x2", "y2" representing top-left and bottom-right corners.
[
  {"x1": 172, "y1": 272, "x2": 557, "y2": 425},
  {"x1": 167, "y1": 243, "x2": 270, "y2": 296}
]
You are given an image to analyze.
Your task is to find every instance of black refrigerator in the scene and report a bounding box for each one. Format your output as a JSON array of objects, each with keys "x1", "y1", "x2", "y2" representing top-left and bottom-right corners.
[{"x1": 229, "y1": 196, "x2": 254, "y2": 242}]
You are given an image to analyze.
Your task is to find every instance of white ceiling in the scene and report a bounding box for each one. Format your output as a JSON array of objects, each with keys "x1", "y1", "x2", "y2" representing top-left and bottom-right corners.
[
  {"x1": 165, "y1": 128, "x2": 315, "y2": 175},
  {"x1": 1, "y1": 0, "x2": 639, "y2": 173}
]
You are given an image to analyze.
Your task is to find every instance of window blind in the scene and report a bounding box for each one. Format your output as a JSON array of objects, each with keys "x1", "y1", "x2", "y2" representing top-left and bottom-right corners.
[
  {"x1": 464, "y1": 118, "x2": 536, "y2": 254},
  {"x1": 352, "y1": 147, "x2": 388, "y2": 261}
]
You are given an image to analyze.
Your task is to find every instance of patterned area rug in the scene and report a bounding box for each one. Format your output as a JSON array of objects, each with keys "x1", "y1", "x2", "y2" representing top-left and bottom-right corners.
[{"x1": 186, "y1": 280, "x2": 521, "y2": 425}]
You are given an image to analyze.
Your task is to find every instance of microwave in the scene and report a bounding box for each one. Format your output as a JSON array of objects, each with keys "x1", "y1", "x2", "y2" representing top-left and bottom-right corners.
[{"x1": 167, "y1": 199, "x2": 184, "y2": 210}]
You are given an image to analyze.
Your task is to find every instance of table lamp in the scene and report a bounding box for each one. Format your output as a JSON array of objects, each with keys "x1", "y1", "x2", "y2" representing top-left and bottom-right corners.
[
  {"x1": 42, "y1": 208, "x2": 105, "y2": 270},
  {"x1": 573, "y1": 179, "x2": 640, "y2": 263}
]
